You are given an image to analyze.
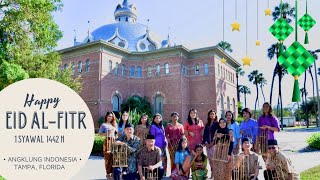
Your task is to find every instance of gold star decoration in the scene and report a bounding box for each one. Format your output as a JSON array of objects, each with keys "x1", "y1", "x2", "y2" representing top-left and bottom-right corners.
[
  {"x1": 256, "y1": 40, "x2": 261, "y2": 46},
  {"x1": 221, "y1": 58, "x2": 227, "y2": 64},
  {"x1": 264, "y1": 8, "x2": 272, "y2": 16},
  {"x1": 231, "y1": 21, "x2": 241, "y2": 31},
  {"x1": 242, "y1": 56, "x2": 252, "y2": 66}
]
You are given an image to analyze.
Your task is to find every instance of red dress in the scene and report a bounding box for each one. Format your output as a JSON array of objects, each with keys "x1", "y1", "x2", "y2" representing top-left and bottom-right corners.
[
  {"x1": 165, "y1": 123, "x2": 185, "y2": 171},
  {"x1": 184, "y1": 120, "x2": 204, "y2": 151}
]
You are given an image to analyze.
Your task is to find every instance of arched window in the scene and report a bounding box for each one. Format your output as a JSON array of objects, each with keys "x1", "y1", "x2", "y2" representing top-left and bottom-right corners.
[
  {"x1": 112, "y1": 95, "x2": 121, "y2": 112},
  {"x1": 130, "y1": 65, "x2": 135, "y2": 77},
  {"x1": 204, "y1": 63, "x2": 209, "y2": 75},
  {"x1": 147, "y1": 66, "x2": 152, "y2": 77},
  {"x1": 85, "y1": 59, "x2": 90, "y2": 72},
  {"x1": 164, "y1": 63, "x2": 169, "y2": 74},
  {"x1": 78, "y1": 61, "x2": 82, "y2": 73},
  {"x1": 122, "y1": 64, "x2": 126, "y2": 76},
  {"x1": 154, "y1": 95, "x2": 164, "y2": 115},
  {"x1": 155, "y1": 64, "x2": 160, "y2": 76},
  {"x1": 109, "y1": 60, "x2": 112, "y2": 72},
  {"x1": 64, "y1": 64, "x2": 68, "y2": 70},
  {"x1": 227, "y1": 96, "x2": 230, "y2": 111},
  {"x1": 115, "y1": 63, "x2": 119, "y2": 75},
  {"x1": 71, "y1": 62, "x2": 75, "y2": 72},
  {"x1": 137, "y1": 66, "x2": 142, "y2": 78},
  {"x1": 194, "y1": 64, "x2": 200, "y2": 75}
]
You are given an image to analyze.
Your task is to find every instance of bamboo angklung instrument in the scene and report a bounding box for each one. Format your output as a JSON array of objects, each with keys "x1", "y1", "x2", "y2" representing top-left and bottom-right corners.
[
  {"x1": 143, "y1": 167, "x2": 158, "y2": 180},
  {"x1": 267, "y1": 155, "x2": 286, "y2": 180},
  {"x1": 232, "y1": 155, "x2": 251, "y2": 180},
  {"x1": 112, "y1": 144, "x2": 128, "y2": 167},
  {"x1": 105, "y1": 133, "x2": 115, "y2": 153},
  {"x1": 255, "y1": 127, "x2": 269, "y2": 155},
  {"x1": 212, "y1": 133, "x2": 231, "y2": 163}
]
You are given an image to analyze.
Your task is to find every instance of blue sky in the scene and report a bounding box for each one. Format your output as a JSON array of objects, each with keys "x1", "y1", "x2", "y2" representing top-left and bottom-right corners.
[{"x1": 54, "y1": 0, "x2": 320, "y2": 111}]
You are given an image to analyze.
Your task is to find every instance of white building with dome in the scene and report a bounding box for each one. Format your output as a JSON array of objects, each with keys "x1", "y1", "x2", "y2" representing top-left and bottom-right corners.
[{"x1": 75, "y1": 0, "x2": 169, "y2": 51}]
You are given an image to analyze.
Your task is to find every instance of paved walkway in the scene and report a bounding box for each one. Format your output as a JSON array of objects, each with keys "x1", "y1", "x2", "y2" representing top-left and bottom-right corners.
[{"x1": 71, "y1": 127, "x2": 320, "y2": 180}]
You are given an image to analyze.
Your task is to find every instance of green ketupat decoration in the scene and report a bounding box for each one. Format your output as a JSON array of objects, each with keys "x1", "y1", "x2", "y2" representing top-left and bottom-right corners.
[
  {"x1": 298, "y1": 0, "x2": 316, "y2": 44},
  {"x1": 278, "y1": 41, "x2": 315, "y2": 101},
  {"x1": 269, "y1": 0, "x2": 315, "y2": 102}
]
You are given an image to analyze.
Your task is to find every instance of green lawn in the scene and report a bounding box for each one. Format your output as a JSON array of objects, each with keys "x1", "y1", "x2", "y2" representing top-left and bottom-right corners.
[{"x1": 301, "y1": 165, "x2": 320, "y2": 180}]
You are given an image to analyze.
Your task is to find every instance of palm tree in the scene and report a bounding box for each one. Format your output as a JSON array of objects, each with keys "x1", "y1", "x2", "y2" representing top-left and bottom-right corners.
[
  {"x1": 248, "y1": 70, "x2": 261, "y2": 118},
  {"x1": 239, "y1": 85, "x2": 251, "y2": 108},
  {"x1": 272, "y1": 2, "x2": 295, "y2": 23},
  {"x1": 259, "y1": 75, "x2": 267, "y2": 103},
  {"x1": 217, "y1": 41, "x2": 233, "y2": 53},
  {"x1": 236, "y1": 67, "x2": 245, "y2": 102}
]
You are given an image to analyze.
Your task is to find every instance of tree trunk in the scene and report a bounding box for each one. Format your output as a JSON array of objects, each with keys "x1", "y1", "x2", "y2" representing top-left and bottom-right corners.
[
  {"x1": 279, "y1": 68, "x2": 283, "y2": 130},
  {"x1": 260, "y1": 85, "x2": 266, "y2": 103},
  {"x1": 277, "y1": 96, "x2": 280, "y2": 118},
  {"x1": 269, "y1": 63, "x2": 278, "y2": 105},
  {"x1": 304, "y1": 72, "x2": 309, "y2": 128},
  {"x1": 244, "y1": 93, "x2": 247, "y2": 108},
  {"x1": 237, "y1": 74, "x2": 240, "y2": 102},
  {"x1": 309, "y1": 67, "x2": 316, "y2": 123},
  {"x1": 254, "y1": 83, "x2": 259, "y2": 119}
]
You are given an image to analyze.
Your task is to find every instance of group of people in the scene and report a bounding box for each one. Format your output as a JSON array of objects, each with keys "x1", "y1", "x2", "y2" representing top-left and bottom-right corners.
[{"x1": 98, "y1": 102, "x2": 299, "y2": 180}]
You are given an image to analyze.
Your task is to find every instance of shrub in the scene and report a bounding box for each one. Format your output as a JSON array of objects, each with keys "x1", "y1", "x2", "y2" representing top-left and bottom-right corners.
[
  {"x1": 91, "y1": 135, "x2": 105, "y2": 156},
  {"x1": 0, "y1": 176, "x2": 6, "y2": 180},
  {"x1": 307, "y1": 133, "x2": 320, "y2": 149},
  {"x1": 121, "y1": 96, "x2": 152, "y2": 117}
]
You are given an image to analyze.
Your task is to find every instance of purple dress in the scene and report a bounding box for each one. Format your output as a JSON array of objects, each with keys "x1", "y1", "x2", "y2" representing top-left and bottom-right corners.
[{"x1": 258, "y1": 115, "x2": 280, "y2": 140}]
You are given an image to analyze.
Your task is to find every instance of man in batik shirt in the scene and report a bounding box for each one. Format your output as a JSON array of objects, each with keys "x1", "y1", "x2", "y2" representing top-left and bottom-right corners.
[
  {"x1": 264, "y1": 140, "x2": 300, "y2": 180},
  {"x1": 137, "y1": 134, "x2": 164, "y2": 180},
  {"x1": 113, "y1": 123, "x2": 140, "y2": 180}
]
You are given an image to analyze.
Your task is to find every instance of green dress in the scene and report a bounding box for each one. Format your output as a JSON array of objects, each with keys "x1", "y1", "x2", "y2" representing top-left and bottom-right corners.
[{"x1": 191, "y1": 155, "x2": 208, "y2": 180}]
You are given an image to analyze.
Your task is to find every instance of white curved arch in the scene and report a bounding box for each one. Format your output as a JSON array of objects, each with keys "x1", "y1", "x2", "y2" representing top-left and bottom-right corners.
[
  {"x1": 136, "y1": 30, "x2": 158, "y2": 52},
  {"x1": 106, "y1": 27, "x2": 129, "y2": 49}
]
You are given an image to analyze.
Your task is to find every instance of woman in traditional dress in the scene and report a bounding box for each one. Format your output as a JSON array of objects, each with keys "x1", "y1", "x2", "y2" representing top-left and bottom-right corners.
[
  {"x1": 226, "y1": 111, "x2": 241, "y2": 154},
  {"x1": 117, "y1": 111, "x2": 129, "y2": 137},
  {"x1": 191, "y1": 144, "x2": 208, "y2": 180},
  {"x1": 258, "y1": 102, "x2": 280, "y2": 140},
  {"x1": 170, "y1": 137, "x2": 191, "y2": 180},
  {"x1": 212, "y1": 118, "x2": 234, "y2": 180},
  {"x1": 150, "y1": 113, "x2": 168, "y2": 172},
  {"x1": 98, "y1": 111, "x2": 118, "y2": 180},
  {"x1": 202, "y1": 109, "x2": 219, "y2": 179},
  {"x1": 184, "y1": 108, "x2": 204, "y2": 151},
  {"x1": 165, "y1": 112, "x2": 184, "y2": 172},
  {"x1": 134, "y1": 114, "x2": 150, "y2": 149}
]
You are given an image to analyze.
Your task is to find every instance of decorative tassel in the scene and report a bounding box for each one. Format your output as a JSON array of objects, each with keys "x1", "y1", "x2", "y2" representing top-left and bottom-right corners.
[
  {"x1": 292, "y1": 76, "x2": 301, "y2": 102},
  {"x1": 304, "y1": 31, "x2": 309, "y2": 44}
]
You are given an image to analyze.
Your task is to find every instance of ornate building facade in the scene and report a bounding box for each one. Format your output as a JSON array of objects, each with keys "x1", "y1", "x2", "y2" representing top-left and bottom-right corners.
[{"x1": 59, "y1": 0, "x2": 240, "y2": 129}]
